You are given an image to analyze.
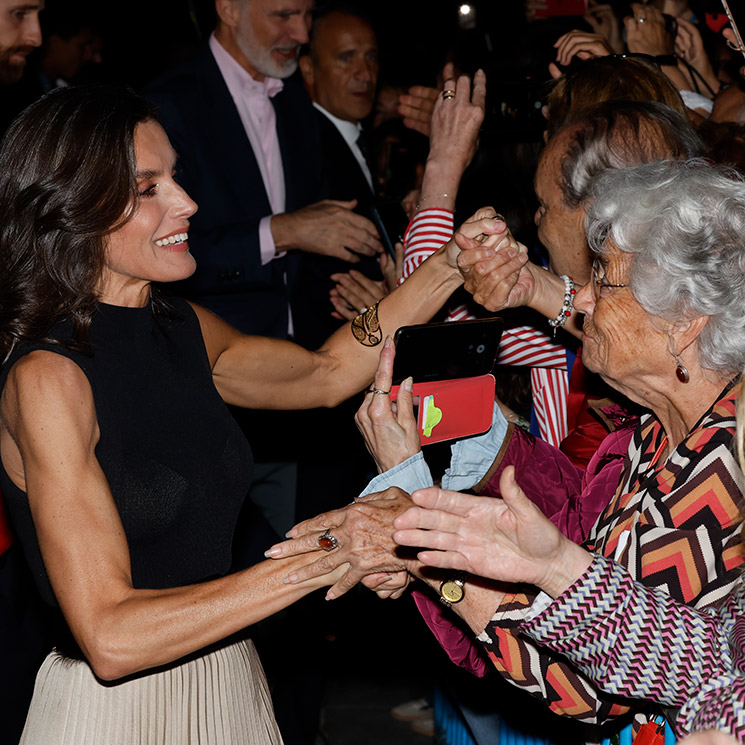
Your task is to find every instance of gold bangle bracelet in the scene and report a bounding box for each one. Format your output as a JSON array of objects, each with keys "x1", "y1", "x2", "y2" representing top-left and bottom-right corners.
[{"x1": 351, "y1": 300, "x2": 382, "y2": 347}]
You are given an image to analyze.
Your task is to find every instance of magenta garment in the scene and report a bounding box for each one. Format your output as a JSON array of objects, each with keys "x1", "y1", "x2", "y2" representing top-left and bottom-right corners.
[{"x1": 413, "y1": 419, "x2": 635, "y2": 676}]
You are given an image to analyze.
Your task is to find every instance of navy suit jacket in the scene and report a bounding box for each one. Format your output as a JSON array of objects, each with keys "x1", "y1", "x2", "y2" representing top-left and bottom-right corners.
[
  {"x1": 292, "y1": 108, "x2": 382, "y2": 350},
  {"x1": 144, "y1": 44, "x2": 324, "y2": 338}
]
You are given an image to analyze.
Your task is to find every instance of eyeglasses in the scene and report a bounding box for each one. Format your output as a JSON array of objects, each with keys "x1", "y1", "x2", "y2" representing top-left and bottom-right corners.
[{"x1": 591, "y1": 257, "x2": 629, "y2": 302}]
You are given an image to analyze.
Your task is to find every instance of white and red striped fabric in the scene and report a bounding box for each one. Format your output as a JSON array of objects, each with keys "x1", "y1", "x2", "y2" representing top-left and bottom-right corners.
[{"x1": 401, "y1": 208, "x2": 570, "y2": 447}]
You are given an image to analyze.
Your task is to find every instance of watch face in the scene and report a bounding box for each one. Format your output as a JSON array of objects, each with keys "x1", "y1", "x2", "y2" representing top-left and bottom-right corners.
[{"x1": 441, "y1": 579, "x2": 464, "y2": 604}]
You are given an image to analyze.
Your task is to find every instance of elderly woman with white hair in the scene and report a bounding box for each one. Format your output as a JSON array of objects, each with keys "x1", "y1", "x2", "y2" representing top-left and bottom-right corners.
[{"x1": 270, "y1": 159, "x2": 745, "y2": 737}]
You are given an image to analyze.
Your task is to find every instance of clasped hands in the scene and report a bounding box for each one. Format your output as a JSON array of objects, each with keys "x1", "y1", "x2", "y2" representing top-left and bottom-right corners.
[{"x1": 265, "y1": 465, "x2": 593, "y2": 604}]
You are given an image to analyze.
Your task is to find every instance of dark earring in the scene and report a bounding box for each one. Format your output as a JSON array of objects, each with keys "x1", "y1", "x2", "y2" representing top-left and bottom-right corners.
[{"x1": 674, "y1": 354, "x2": 689, "y2": 384}]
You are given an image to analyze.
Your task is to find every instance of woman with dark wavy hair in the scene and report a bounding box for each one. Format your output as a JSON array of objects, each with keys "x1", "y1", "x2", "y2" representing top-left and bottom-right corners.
[{"x1": 0, "y1": 85, "x2": 509, "y2": 744}]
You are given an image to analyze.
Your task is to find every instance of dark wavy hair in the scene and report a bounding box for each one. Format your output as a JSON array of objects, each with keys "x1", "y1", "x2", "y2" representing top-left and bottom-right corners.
[{"x1": 0, "y1": 85, "x2": 160, "y2": 364}]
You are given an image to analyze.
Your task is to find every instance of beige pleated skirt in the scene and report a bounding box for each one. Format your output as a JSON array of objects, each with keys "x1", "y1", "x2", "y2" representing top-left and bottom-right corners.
[{"x1": 19, "y1": 637, "x2": 283, "y2": 745}]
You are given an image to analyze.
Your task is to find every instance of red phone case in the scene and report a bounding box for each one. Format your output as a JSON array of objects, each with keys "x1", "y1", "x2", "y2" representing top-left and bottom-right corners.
[
  {"x1": 534, "y1": 0, "x2": 588, "y2": 18},
  {"x1": 390, "y1": 375, "x2": 496, "y2": 446}
]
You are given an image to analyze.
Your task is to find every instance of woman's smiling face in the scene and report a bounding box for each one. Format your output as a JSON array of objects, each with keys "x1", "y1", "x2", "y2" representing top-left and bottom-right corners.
[{"x1": 100, "y1": 120, "x2": 198, "y2": 306}]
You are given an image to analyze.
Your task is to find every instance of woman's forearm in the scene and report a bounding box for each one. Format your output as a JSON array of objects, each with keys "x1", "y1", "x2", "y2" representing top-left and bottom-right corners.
[
  {"x1": 77, "y1": 553, "x2": 342, "y2": 681},
  {"x1": 416, "y1": 159, "x2": 464, "y2": 213},
  {"x1": 210, "y1": 244, "x2": 463, "y2": 411}
]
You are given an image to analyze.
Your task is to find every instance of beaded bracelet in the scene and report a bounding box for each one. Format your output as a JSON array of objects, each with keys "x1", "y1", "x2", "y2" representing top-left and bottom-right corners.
[{"x1": 548, "y1": 275, "x2": 575, "y2": 336}]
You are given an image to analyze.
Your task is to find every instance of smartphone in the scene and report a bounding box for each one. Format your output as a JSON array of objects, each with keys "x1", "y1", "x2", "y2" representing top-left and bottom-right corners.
[
  {"x1": 721, "y1": 0, "x2": 745, "y2": 59},
  {"x1": 533, "y1": 0, "x2": 588, "y2": 18},
  {"x1": 392, "y1": 317, "x2": 503, "y2": 386},
  {"x1": 390, "y1": 375, "x2": 496, "y2": 445},
  {"x1": 371, "y1": 201, "x2": 410, "y2": 260}
]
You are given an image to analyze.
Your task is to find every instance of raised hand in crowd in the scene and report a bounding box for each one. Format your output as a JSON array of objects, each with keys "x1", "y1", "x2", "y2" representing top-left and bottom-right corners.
[
  {"x1": 271, "y1": 198, "x2": 383, "y2": 263},
  {"x1": 329, "y1": 243, "x2": 403, "y2": 321},
  {"x1": 675, "y1": 17, "x2": 720, "y2": 96},
  {"x1": 550, "y1": 29, "x2": 613, "y2": 78},
  {"x1": 584, "y1": 1, "x2": 624, "y2": 53},
  {"x1": 397, "y1": 62, "x2": 456, "y2": 138},
  {"x1": 392, "y1": 466, "x2": 593, "y2": 599},
  {"x1": 625, "y1": 3, "x2": 691, "y2": 91},
  {"x1": 415, "y1": 68, "x2": 486, "y2": 214},
  {"x1": 656, "y1": 0, "x2": 695, "y2": 21},
  {"x1": 625, "y1": 2, "x2": 674, "y2": 56}
]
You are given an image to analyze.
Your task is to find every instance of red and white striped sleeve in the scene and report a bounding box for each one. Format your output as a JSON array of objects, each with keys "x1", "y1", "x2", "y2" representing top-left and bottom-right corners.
[{"x1": 400, "y1": 208, "x2": 455, "y2": 283}]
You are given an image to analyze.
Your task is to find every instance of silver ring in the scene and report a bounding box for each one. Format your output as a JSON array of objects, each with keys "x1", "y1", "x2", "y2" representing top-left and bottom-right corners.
[
  {"x1": 442, "y1": 89, "x2": 456, "y2": 100},
  {"x1": 319, "y1": 530, "x2": 339, "y2": 551},
  {"x1": 636, "y1": 16, "x2": 647, "y2": 23},
  {"x1": 367, "y1": 387, "x2": 390, "y2": 395}
]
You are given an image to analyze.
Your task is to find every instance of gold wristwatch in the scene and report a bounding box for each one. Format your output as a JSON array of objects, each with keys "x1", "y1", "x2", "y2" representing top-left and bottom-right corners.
[{"x1": 439, "y1": 574, "x2": 468, "y2": 607}]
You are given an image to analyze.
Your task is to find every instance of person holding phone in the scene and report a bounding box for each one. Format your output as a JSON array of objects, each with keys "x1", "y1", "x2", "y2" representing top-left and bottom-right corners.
[{"x1": 269, "y1": 159, "x2": 745, "y2": 739}]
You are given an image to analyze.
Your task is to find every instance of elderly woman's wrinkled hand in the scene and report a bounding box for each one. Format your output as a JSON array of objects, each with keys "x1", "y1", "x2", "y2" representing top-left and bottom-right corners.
[
  {"x1": 393, "y1": 467, "x2": 593, "y2": 598},
  {"x1": 356, "y1": 336, "x2": 420, "y2": 474},
  {"x1": 455, "y1": 214, "x2": 532, "y2": 312},
  {"x1": 427, "y1": 69, "x2": 486, "y2": 176},
  {"x1": 625, "y1": 3, "x2": 674, "y2": 56},
  {"x1": 265, "y1": 487, "x2": 416, "y2": 600}
]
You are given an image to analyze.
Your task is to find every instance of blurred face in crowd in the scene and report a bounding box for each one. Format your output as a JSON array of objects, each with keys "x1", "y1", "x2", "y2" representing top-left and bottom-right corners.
[
  {"x1": 300, "y1": 12, "x2": 378, "y2": 123},
  {"x1": 218, "y1": 0, "x2": 313, "y2": 81},
  {"x1": 533, "y1": 127, "x2": 591, "y2": 283},
  {"x1": 43, "y1": 27, "x2": 93, "y2": 82},
  {"x1": 0, "y1": 0, "x2": 43, "y2": 84}
]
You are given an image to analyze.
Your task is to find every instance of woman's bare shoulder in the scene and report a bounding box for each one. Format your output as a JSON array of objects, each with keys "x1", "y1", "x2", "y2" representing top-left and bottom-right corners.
[{"x1": 2, "y1": 350, "x2": 94, "y2": 429}]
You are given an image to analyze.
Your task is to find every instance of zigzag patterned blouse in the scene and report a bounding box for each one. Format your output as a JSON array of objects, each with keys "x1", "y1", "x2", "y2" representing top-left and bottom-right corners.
[
  {"x1": 476, "y1": 383, "x2": 745, "y2": 727},
  {"x1": 521, "y1": 554, "x2": 745, "y2": 739}
]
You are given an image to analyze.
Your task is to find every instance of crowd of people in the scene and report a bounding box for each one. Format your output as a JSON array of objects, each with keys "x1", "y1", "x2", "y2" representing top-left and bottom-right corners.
[{"x1": 3, "y1": 0, "x2": 745, "y2": 744}]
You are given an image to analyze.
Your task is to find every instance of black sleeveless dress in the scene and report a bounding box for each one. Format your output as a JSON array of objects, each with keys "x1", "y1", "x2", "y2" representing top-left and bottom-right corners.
[{"x1": 0, "y1": 299, "x2": 282, "y2": 744}]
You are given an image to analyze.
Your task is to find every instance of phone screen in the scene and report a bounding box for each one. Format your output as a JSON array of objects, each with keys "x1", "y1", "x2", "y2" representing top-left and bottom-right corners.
[{"x1": 392, "y1": 318, "x2": 503, "y2": 385}]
